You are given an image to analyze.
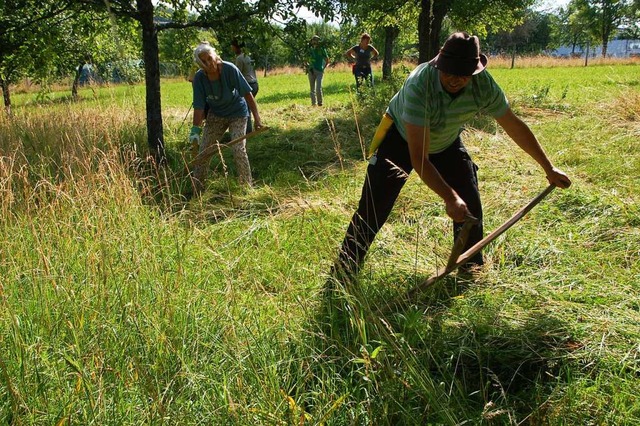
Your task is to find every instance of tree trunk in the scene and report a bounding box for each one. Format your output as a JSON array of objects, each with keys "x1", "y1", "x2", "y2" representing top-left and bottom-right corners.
[
  {"x1": 382, "y1": 25, "x2": 399, "y2": 80},
  {"x1": 1, "y1": 77, "x2": 11, "y2": 116},
  {"x1": 418, "y1": 0, "x2": 449, "y2": 63},
  {"x1": 72, "y1": 62, "x2": 82, "y2": 102},
  {"x1": 511, "y1": 47, "x2": 516, "y2": 69},
  {"x1": 138, "y1": 0, "x2": 165, "y2": 164},
  {"x1": 584, "y1": 40, "x2": 589, "y2": 66},
  {"x1": 601, "y1": 15, "x2": 608, "y2": 58}
]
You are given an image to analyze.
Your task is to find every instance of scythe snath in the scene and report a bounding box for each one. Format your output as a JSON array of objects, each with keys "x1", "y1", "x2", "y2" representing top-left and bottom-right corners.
[{"x1": 403, "y1": 184, "x2": 557, "y2": 300}]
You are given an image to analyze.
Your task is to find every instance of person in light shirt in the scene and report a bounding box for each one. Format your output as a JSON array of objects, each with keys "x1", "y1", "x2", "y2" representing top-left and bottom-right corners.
[
  {"x1": 231, "y1": 38, "x2": 259, "y2": 133},
  {"x1": 332, "y1": 32, "x2": 571, "y2": 282}
]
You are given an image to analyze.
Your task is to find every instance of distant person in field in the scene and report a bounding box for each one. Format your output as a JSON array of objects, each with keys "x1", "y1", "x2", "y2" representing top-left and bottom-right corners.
[
  {"x1": 305, "y1": 35, "x2": 330, "y2": 106},
  {"x1": 231, "y1": 38, "x2": 259, "y2": 133},
  {"x1": 331, "y1": 32, "x2": 572, "y2": 282},
  {"x1": 189, "y1": 41, "x2": 263, "y2": 191},
  {"x1": 345, "y1": 33, "x2": 379, "y2": 92}
]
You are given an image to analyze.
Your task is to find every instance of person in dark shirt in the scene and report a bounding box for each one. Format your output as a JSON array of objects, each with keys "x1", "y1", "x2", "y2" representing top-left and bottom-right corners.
[
  {"x1": 189, "y1": 42, "x2": 263, "y2": 191},
  {"x1": 345, "y1": 33, "x2": 379, "y2": 91}
]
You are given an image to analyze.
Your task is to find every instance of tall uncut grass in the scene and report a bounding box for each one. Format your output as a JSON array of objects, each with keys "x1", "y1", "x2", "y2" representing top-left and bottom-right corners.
[{"x1": 1, "y1": 62, "x2": 639, "y2": 425}]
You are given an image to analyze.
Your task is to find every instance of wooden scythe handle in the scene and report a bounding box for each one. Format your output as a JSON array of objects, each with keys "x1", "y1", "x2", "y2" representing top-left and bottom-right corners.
[
  {"x1": 188, "y1": 126, "x2": 270, "y2": 169},
  {"x1": 405, "y1": 184, "x2": 556, "y2": 299},
  {"x1": 445, "y1": 214, "x2": 479, "y2": 271}
]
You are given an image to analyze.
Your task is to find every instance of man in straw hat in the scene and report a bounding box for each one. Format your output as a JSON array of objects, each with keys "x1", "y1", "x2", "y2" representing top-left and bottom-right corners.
[{"x1": 331, "y1": 32, "x2": 571, "y2": 282}]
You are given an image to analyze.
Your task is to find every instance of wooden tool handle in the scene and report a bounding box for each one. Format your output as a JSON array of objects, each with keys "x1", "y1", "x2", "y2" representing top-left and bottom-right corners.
[
  {"x1": 454, "y1": 184, "x2": 555, "y2": 267},
  {"x1": 189, "y1": 126, "x2": 270, "y2": 168},
  {"x1": 404, "y1": 184, "x2": 556, "y2": 300}
]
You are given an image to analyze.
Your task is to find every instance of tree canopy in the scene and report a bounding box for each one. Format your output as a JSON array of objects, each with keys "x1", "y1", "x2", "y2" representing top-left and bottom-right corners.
[
  {"x1": 2, "y1": 0, "x2": 638, "y2": 162},
  {"x1": 71, "y1": 0, "x2": 339, "y2": 163}
]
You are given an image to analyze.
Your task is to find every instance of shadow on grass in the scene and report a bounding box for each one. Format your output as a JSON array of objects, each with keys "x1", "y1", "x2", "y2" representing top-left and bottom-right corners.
[
  {"x1": 301, "y1": 270, "x2": 580, "y2": 424},
  {"x1": 152, "y1": 88, "x2": 525, "y2": 222},
  {"x1": 150, "y1": 108, "x2": 369, "y2": 220},
  {"x1": 139, "y1": 76, "x2": 401, "y2": 219},
  {"x1": 257, "y1": 81, "x2": 356, "y2": 106},
  {"x1": 257, "y1": 90, "x2": 310, "y2": 105}
]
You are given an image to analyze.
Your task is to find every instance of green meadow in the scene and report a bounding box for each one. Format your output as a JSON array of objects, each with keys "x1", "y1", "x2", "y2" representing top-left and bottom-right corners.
[{"x1": 1, "y1": 63, "x2": 639, "y2": 424}]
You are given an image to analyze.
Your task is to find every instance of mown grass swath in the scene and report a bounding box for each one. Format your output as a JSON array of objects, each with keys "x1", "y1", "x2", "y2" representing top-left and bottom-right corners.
[{"x1": 0, "y1": 62, "x2": 639, "y2": 424}]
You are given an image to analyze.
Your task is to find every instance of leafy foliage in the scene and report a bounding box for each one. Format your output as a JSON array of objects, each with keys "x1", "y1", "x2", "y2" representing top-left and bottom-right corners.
[
  {"x1": 486, "y1": 10, "x2": 553, "y2": 54},
  {"x1": 0, "y1": 1, "x2": 74, "y2": 109},
  {"x1": 567, "y1": 0, "x2": 631, "y2": 56}
]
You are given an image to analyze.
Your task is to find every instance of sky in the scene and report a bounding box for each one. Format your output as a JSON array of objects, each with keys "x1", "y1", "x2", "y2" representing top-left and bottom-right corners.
[
  {"x1": 534, "y1": 0, "x2": 571, "y2": 12},
  {"x1": 295, "y1": 0, "x2": 573, "y2": 25}
]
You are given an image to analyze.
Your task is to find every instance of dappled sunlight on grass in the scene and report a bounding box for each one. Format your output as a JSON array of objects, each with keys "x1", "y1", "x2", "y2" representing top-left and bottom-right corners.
[{"x1": 1, "y1": 64, "x2": 639, "y2": 424}]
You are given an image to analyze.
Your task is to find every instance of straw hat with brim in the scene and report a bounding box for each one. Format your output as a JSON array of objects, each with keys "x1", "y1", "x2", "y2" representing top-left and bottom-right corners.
[{"x1": 429, "y1": 33, "x2": 488, "y2": 76}]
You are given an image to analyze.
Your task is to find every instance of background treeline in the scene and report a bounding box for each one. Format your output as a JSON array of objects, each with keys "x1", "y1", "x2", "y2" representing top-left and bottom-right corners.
[
  {"x1": 2, "y1": 0, "x2": 638, "y2": 161},
  {"x1": 3, "y1": 0, "x2": 639, "y2": 86}
]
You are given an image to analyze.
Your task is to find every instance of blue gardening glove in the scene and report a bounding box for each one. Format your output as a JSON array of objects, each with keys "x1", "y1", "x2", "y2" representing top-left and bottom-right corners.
[
  {"x1": 189, "y1": 125, "x2": 202, "y2": 144},
  {"x1": 189, "y1": 125, "x2": 202, "y2": 158}
]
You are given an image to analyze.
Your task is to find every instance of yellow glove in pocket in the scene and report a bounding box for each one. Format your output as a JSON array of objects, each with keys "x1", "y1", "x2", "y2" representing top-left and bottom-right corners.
[{"x1": 368, "y1": 113, "x2": 394, "y2": 158}]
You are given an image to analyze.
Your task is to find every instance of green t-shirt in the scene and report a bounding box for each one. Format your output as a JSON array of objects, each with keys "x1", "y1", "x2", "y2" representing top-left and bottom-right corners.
[
  {"x1": 387, "y1": 62, "x2": 509, "y2": 153},
  {"x1": 192, "y1": 61, "x2": 252, "y2": 118},
  {"x1": 308, "y1": 47, "x2": 329, "y2": 72}
]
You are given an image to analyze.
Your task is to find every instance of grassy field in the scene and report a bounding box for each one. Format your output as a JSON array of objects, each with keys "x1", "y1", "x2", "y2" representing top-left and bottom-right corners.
[{"x1": 1, "y1": 62, "x2": 639, "y2": 425}]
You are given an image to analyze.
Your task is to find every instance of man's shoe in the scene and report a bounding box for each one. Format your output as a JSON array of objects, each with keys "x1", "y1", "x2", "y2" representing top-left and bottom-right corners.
[{"x1": 458, "y1": 262, "x2": 484, "y2": 277}]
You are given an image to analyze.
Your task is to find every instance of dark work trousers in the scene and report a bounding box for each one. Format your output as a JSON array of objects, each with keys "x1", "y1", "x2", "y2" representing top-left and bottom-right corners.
[
  {"x1": 246, "y1": 81, "x2": 259, "y2": 134},
  {"x1": 354, "y1": 65, "x2": 373, "y2": 91},
  {"x1": 336, "y1": 124, "x2": 484, "y2": 277}
]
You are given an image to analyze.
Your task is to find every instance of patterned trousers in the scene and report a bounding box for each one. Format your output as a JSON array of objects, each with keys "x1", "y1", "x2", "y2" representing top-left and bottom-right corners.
[{"x1": 193, "y1": 114, "x2": 252, "y2": 188}]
